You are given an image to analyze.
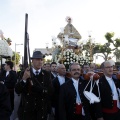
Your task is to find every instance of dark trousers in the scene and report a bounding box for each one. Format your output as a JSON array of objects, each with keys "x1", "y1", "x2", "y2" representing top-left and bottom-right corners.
[
  {"x1": 18, "y1": 110, "x2": 47, "y2": 120},
  {"x1": 103, "y1": 110, "x2": 120, "y2": 120},
  {"x1": 54, "y1": 106, "x2": 59, "y2": 120},
  {"x1": 9, "y1": 90, "x2": 14, "y2": 111},
  {"x1": 70, "y1": 114, "x2": 83, "y2": 120}
]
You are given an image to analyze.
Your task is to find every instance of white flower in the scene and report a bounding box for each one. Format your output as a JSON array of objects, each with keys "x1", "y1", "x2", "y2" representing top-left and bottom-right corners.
[
  {"x1": 67, "y1": 59, "x2": 69, "y2": 61},
  {"x1": 64, "y1": 62, "x2": 66, "y2": 65},
  {"x1": 73, "y1": 56, "x2": 75, "y2": 59},
  {"x1": 67, "y1": 52, "x2": 69, "y2": 55}
]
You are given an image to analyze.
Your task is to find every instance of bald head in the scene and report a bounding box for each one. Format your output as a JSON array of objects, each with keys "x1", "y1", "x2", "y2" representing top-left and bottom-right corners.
[
  {"x1": 104, "y1": 61, "x2": 113, "y2": 67},
  {"x1": 102, "y1": 60, "x2": 113, "y2": 77}
]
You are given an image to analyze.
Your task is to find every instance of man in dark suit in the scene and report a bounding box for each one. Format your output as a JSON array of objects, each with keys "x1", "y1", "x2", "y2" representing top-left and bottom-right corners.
[
  {"x1": 50, "y1": 62, "x2": 57, "y2": 80},
  {"x1": 59, "y1": 63, "x2": 91, "y2": 120},
  {"x1": 0, "y1": 83, "x2": 12, "y2": 120},
  {"x1": 15, "y1": 51, "x2": 53, "y2": 120},
  {"x1": 52, "y1": 64, "x2": 70, "y2": 120},
  {"x1": 96, "y1": 61, "x2": 120, "y2": 120},
  {"x1": 59, "y1": 63, "x2": 103, "y2": 120},
  {"x1": 0, "y1": 61, "x2": 17, "y2": 112}
]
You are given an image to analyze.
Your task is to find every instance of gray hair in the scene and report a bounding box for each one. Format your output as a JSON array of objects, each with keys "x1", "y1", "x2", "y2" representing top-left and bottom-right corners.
[
  {"x1": 69, "y1": 62, "x2": 80, "y2": 71},
  {"x1": 56, "y1": 64, "x2": 65, "y2": 70},
  {"x1": 101, "y1": 61, "x2": 113, "y2": 69}
]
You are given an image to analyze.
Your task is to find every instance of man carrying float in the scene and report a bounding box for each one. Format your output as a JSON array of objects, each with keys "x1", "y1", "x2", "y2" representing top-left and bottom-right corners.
[{"x1": 84, "y1": 60, "x2": 120, "y2": 120}]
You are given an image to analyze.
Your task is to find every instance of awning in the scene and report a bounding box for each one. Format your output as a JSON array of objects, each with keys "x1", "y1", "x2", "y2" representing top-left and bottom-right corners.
[{"x1": 0, "y1": 39, "x2": 13, "y2": 57}]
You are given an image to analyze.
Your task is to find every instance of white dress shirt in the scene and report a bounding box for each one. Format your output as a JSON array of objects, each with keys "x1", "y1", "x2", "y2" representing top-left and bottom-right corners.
[
  {"x1": 6, "y1": 71, "x2": 9, "y2": 77},
  {"x1": 72, "y1": 78, "x2": 85, "y2": 115},
  {"x1": 23, "y1": 68, "x2": 41, "y2": 83},
  {"x1": 72, "y1": 78, "x2": 81, "y2": 104},
  {"x1": 32, "y1": 68, "x2": 41, "y2": 75},
  {"x1": 105, "y1": 76, "x2": 120, "y2": 108},
  {"x1": 57, "y1": 75, "x2": 65, "y2": 86}
]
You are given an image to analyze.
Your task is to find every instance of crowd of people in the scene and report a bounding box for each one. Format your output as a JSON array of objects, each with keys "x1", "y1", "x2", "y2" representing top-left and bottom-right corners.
[{"x1": 0, "y1": 50, "x2": 120, "y2": 120}]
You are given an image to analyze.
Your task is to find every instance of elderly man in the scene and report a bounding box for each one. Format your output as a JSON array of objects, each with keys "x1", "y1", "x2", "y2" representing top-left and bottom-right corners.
[
  {"x1": 52, "y1": 64, "x2": 70, "y2": 120},
  {"x1": 15, "y1": 51, "x2": 53, "y2": 120},
  {"x1": 95, "y1": 60, "x2": 120, "y2": 120}
]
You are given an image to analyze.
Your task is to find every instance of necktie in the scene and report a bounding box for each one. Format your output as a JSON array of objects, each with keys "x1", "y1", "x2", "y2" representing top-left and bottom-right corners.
[{"x1": 35, "y1": 70, "x2": 39, "y2": 75}]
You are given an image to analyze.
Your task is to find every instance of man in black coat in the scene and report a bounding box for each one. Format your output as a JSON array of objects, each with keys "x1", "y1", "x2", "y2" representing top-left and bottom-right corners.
[
  {"x1": 96, "y1": 61, "x2": 120, "y2": 120},
  {"x1": 0, "y1": 83, "x2": 11, "y2": 120},
  {"x1": 50, "y1": 62, "x2": 57, "y2": 80},
  {"x1": 15, "y1": 51, "x2": 53, "y2": 120},
  {"x1": 59, "y1": 63, "x2": 103, "y2": 120},
  {"x1": 59, "y1": 63, "x2": 91, "y2": 120},
  {"x1": 0, "y1": 61, "x2": 17, "y2": 111},
  {"x1": 52, "y1": 64, "x2": 70, "y2": 120}
]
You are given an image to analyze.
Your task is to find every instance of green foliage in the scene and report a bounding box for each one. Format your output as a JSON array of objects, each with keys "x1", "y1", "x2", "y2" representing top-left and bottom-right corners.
[
  {"x1": 12, "y1": 52, "x2": 21, "y2": 65},
  {"x1": 4, "y1": 37, "x2": 12, "y2": 46},
  {"x1": 93, "y1": 45, "x2": 101, "y2": 53},
  {"x1": 89, "y1": 32, "x2": 120, "y2": 60},
  {"x1": 105, "y1": 32, "x2": 114, "y2": 43},
  {"x1": 114, "y1": 49, "x2": 120, "y2": 59},
  {"x1": 114, "y1": 38, "x2": 120, "y2": 47}
]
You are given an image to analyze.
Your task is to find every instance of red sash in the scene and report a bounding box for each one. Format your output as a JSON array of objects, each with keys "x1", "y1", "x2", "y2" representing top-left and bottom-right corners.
[
  {"x1": 75, "y1": 103, "x2": 82, "y2": 114},
  {"x1": 102, "y1": 100, "x2": 119, "y2": 113}
]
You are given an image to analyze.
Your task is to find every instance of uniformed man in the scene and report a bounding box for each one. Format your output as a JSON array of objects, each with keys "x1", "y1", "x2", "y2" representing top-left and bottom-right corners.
[
  {"x1": 95, "y1": 61, "x2": 120, "y2": 120},
  {"x1": 52, "y1": 64, "x2": 70, "y2": 120},
  {"x1": 15, "y1": 51, "x2": 53, "y2": 120},
  {"x1": 59, "y1": 63, "x2": 93, "y2": 120}
]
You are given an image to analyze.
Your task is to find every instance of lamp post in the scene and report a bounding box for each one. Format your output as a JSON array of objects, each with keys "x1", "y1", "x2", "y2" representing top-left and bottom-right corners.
[{"x1": 14, "y1": 43, "x2": 23, "y2": 71}]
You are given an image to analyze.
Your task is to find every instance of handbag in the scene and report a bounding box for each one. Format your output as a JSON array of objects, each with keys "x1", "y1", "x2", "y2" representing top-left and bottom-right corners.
[{"x1": 83, "y1": 73, "x2": 100, "y2": 104}]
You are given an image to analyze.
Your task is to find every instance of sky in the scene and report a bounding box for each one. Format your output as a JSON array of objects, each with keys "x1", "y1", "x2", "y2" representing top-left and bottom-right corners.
[{"x1": 0, "y1": 0, "x2": 120, "y2": 63}]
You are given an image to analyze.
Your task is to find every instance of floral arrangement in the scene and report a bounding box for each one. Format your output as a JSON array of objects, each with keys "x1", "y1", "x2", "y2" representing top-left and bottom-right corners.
[{"x1": 55, "y1": 49, "x2": 91, "y2": 71}]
